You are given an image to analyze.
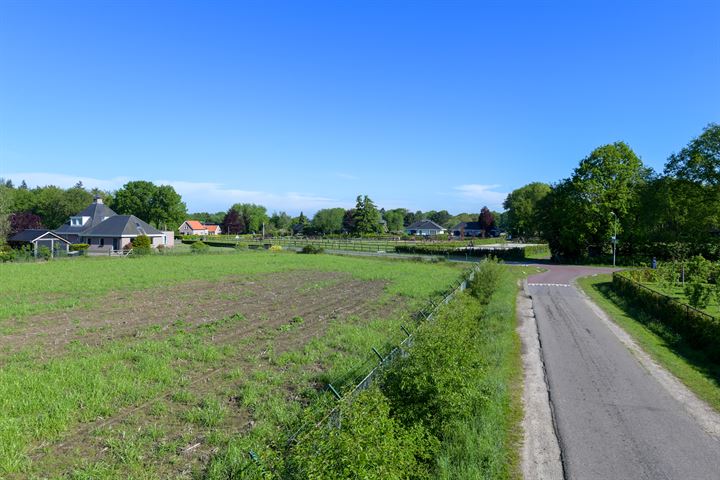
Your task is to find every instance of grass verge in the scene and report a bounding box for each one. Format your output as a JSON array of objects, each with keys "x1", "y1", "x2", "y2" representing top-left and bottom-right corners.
[{"x1": 577, "y1": 274, "x2": 720, "y2": 412}]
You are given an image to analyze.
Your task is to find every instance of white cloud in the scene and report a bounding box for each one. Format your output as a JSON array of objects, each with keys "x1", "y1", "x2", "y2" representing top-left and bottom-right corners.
[
  {"x1": 3, "y1": 172, "x2": 345, "y2": 214},
  {"x1": 453, "y1": 184, "x2": 508, "y2": 209}
]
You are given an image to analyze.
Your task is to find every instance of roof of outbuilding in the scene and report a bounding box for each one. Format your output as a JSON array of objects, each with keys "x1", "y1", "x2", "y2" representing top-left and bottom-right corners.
[
  {"x1": 9, "y1": 229, "x2": 71, "y2": 244},
  {"x1": 9, "y1": 229, "x2": 51, "y2": 242},
  {"x1": 83, "y1": 215, "x2": 163, "y2": 237},
  {"x1": 406, "y1": 220, "x2": 446, "y2": 230},
  {"x1": 206, "y1": 225, "x2": 220, "y2": 232}
]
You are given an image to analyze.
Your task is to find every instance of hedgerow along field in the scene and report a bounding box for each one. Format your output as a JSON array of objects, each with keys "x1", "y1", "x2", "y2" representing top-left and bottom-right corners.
[{"x1": 0, "y1": 251, "x2": 467, "y2": 478}]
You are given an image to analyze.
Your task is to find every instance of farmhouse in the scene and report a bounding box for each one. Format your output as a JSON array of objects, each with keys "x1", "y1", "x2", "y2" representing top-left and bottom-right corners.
[
  {"x1": 55, "y1": 197, "x2": 174, "y2": 251},
  {"x1": 8, "y1": 229, "x2": 71, "y2": 257},
  {"x1": 405, "y1": 219, "x2": 446, "y2": 236},
  {"x1": 179, "y1": 220, "x2": 209, "y2": 235},
  {"x1": 206, "y1": 224, "x2": 221, "y2": 235},
  {"x1": 451, "y1": 221, "x2": 484, "y2": 237}
]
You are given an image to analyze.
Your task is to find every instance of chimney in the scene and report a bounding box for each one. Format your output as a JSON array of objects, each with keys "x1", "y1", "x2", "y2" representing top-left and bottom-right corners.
[{"x1": 94, "y1": 195, "x2": 103, "y2": 204}]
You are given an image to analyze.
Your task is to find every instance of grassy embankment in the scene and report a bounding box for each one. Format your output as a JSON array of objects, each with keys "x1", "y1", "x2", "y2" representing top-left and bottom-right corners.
[
  {"x1": 0, "y1": 252, "x2": 464, "y2": 477},
  {"x1": 578, "y1": 275, "x2": 720, "y2": 412}
]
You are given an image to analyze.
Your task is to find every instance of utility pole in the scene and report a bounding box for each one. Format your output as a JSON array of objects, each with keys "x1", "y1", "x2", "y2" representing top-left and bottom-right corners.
[{"x1": 610, "y1": 211, "x2": 618, "y2": 267}]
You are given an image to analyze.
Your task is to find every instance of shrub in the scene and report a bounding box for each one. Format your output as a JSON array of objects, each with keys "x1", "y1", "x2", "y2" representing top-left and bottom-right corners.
[
  {"x1": 69, "y1": 243, "x2": 89, "y2": 252},
  {"x1": 131, "y1": 235, "x2": 152, "y2": 255},
  {"x1": 0, "y1": 250, "x2": 13, "y2": 262},
  {"x1": 269, "y1": 245, "x2": 282, "y2": 252},
  {"x1": 468, "y1": 258, "x2": 504, "y2": 305},
  {"x1": 37, "y1": 245, "x2": 52, "y2": 260},
  {"x1": 190, "y1": 240, "x2": 209, "y2": 254},
  {"x1": 299, "y1": 244, "x2": 324, "y2": 254},
  {"x1": 289, "y1": 387, "x2": 437, "y2": 479},
  {"x1": 684, "y1": 281, "x2": 714, "y2": 309}
]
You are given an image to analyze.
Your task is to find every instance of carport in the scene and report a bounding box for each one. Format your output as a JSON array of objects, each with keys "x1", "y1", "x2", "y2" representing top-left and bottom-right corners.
[{"x1": 8, "y1": 229, "x2": 72, "y2": 258}]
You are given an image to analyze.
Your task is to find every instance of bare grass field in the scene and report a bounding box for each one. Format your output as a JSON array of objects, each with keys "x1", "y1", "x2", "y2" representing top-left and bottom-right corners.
[{"x1": 0, "y1": 251, "x2": 463, "y2": 478}]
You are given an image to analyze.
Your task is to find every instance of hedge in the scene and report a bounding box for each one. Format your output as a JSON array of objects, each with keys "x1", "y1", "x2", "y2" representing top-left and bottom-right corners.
[
  {"x1": 394, "y1": 244, "x2": 526, "y2": 260},
  {"x1": 612, "y1": 271, "x2": 720, "y2": 360}
]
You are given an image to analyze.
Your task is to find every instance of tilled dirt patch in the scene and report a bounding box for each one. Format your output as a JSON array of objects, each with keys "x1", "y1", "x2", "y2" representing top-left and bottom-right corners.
[
  {"x1": 0, "y1": 270, "x2": 384, "y2": 362},
  {"x1": 19, "y1": 270, "x2": 403, "y2": 478}
]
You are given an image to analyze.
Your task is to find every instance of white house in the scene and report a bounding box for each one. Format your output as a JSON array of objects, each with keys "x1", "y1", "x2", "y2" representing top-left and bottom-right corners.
[{"x1": 405, "y1": 219, "x2": 446, "y2": 236}]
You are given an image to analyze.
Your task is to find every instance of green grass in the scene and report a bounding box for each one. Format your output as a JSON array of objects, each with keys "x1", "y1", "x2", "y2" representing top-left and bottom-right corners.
[
  {"x1": 0, "y1": 251, "x2": 466, "y2": 477},
  {"x1": 577, "y1": 274, "x2": 720, "y2": 412}
]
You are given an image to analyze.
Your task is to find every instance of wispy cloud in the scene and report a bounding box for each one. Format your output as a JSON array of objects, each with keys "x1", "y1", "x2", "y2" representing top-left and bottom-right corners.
[
  {"x1": 453, "y1": 184, "x2": 508, "y2": 209},
  {"x1": 4, "y1": 172, "x2": 345, "y2": 214}
]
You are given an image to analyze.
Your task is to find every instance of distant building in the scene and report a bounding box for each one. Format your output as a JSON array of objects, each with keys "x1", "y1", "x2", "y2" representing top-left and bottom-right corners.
[
  {"x1": 405, "y1": 219, "x2": 446, "y2": 236},
  {"x1": 178, "y1": 220, "x2": 208, "y2": 235},
  {"x1": 451, "y1": 221, "x2": 483, "y2": 237}
]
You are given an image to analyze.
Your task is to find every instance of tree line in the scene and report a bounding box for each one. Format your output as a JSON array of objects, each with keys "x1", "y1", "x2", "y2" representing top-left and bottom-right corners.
[{"x1": 503, "y1": 123, "x2": 720, "y2": 261}]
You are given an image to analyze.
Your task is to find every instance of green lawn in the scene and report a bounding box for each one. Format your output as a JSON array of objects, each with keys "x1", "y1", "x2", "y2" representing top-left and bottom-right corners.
[{"x1": 577, "y1": 274, "x2": 720, "y2": 412}]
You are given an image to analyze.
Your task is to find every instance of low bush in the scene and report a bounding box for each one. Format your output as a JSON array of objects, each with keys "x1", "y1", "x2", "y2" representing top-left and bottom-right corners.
[
  {"x1": 69, "y1": 243, "x2": 89, "y2": 252},
  {"x1": 468, "y1": 259, "x2": 505, "y2": 305},
  {"x1": 190, "y1": 241, "x2": 209, "y2": 254},
  {"x1": 299, "y1": 244, "x2": 324, "y2": 254},
  {"x1": 131, "y1": 235, "x2": 152, "y2": 255},
  {"x1": 37, "y1": 245, "x2": 52, "y2": 260},
  {"x1": 269, "y1": 245, "x2": 283, "y2": 252}
]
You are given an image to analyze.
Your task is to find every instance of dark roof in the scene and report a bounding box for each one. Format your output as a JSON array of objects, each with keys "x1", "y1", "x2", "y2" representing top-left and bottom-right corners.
[
  {"x1": 9, "y1": 229, "x2": 51, "y2": 242},
  {"x1": 452, "y1": 221, "x2": 482, "y2": 231},
  {"x1": 83, "y1": 215, "x2": 163, "y2": 237},
  {"x1": 9, "y1": 229, "x2": 70, "y2": 244},
  {"x1": 406, "y1": 220, "x2": 445, "y2": 230},
  {"x1": 55, "y1": 200, "x2": 118, "y2": 235}
]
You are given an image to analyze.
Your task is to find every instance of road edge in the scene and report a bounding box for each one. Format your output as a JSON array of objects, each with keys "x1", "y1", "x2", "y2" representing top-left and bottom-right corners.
[
  {"x1": 517, "y1": 280, "x2": 564, "y2": 479},
  {"x1": 575, "y1": 277, "x2": 720, "y2": 440}
]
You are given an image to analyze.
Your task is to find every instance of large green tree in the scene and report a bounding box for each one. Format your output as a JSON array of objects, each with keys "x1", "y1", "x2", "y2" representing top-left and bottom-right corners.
[
  {"x1": 113, "y1": 181, "x2": 186, "y2": 230},
  {"x1": 665, "y1": 123, "x2": 720, "y2": 186},
  {"x1": 230, "y1": 203, "x2": 268, "y2": 234},
  {"x1": 151, "y1": 185, "x2": 187, "y2": 230},
  {"x1": 311, "y1": 208, "x2": 345, "y2": 234},
  {"x1": 112, "y1": 181, "x2": 157, "y2": 223},
  {"x1": 383, "y1": 209, "x2": 406, "y2": 232},
  {"x1": 353, "y1": 195, "x2": 382, "y2": 234},
  {"x1": 503, "y1": 182, "x2": 551, "y2": 238},
  {"x1": 539, "y1": 142, "x2": 651, "y2": 260}
]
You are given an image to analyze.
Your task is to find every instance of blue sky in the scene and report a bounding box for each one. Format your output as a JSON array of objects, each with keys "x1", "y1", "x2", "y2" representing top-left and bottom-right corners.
[{"x1": 1, "y1": 0, "x2": 718, "y2": 215}]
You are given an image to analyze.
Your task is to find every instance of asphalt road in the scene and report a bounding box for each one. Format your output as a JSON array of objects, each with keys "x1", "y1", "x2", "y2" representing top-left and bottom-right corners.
[{"x1": 528, "y1": 266, "x2": 720, "y2": 480}]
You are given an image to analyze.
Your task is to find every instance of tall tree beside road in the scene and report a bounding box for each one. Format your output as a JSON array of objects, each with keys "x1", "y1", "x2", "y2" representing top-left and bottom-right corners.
[
  {"x1": 539, "y1": 142, "x2": 650, "y2": 260},
  {"x1": 665, "y1": 123, "x2": 720, "y2": 186},
  {"x1": 503, "y1": 182, "x2": 550, "y2": 238}
]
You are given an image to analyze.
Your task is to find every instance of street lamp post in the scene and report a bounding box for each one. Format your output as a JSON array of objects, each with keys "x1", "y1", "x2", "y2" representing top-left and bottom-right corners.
[{"x1": 610, "y1": 212, "x2": 618, "y2": 267}]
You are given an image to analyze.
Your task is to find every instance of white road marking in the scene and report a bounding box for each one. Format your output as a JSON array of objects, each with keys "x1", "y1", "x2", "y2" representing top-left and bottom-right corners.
[{"x1": 528, "y1": 283, "x2": 571, "y2": 287}]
